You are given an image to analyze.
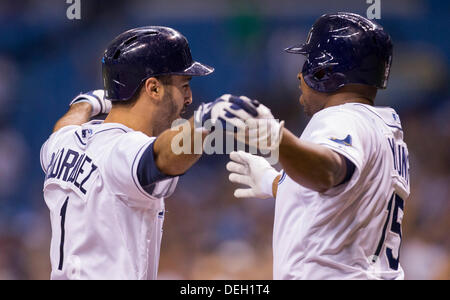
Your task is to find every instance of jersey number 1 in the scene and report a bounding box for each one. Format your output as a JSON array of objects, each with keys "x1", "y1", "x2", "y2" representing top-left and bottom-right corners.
[{"x1": 58, "y1": 197, "x2": 69, "y2": 270}]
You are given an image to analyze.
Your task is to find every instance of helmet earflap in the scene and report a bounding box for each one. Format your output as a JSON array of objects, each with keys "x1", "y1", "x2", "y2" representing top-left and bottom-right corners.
[{"x1": 312, "y1": 67, "x2": 332, "y2": 81}]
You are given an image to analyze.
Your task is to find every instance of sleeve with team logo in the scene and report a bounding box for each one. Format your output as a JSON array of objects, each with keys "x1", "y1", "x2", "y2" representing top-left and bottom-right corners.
[
  {"x1": 303, "y1": 108, "x2": 373, "y2": 185},
  {"x1": 104, "y1": 131, "x2": 178, "y2": 208}
]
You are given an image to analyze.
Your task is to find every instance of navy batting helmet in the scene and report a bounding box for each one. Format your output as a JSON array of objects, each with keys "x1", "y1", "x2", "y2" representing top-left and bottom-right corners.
[
  {"x1": 102, "y1": 26, "x2": 214, "y2": 101},
  {"x1": 285, "y1": 12, "x2": 393, "y2": 93}
]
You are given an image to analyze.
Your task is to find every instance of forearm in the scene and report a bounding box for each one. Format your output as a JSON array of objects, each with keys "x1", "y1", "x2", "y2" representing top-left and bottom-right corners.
[
  {"x1": 278, "y1": 128, "x2": 346, "y2": 192},
  {"x1": 154, "y1": 117, "x2": 207, "y2": 176},
  {"x1": 53, "y1": 102, "x2": 92, "y2": 132}
]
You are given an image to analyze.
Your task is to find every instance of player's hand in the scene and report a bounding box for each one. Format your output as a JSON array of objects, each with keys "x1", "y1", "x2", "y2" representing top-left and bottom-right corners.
[
  {"x1": 227, "y1": 151, "x2": 280, "y2": 199},
  {"x1": 194, "y1": 94, "x2": 284, "y2": 151},
  {"x1": 218, "y1": 94, "x2": 284, "y2": 151},
  {"x1": 242, "y1": 116, "x2": 285, "y2": 152},
  {"x1": 194, "y1": 94, "x2": 259, "y2": 133},
  {"x1": 70, "y1": 90, "x2": 112, "y2": 117}
]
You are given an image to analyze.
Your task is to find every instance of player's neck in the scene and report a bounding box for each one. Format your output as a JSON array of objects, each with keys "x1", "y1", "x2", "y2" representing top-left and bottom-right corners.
[
  {"x1": 324, "y1": 85, "x2": 376, "y2": 109},
  {"x1": 324, "y1": 94, "x2": 374, "y2": 109},
  {"x1": 104, "y1": 106, "x2": 156, "y2": 136}
]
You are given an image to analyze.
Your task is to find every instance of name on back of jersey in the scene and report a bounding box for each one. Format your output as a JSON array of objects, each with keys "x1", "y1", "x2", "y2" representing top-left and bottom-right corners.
[
  {"x1": 387, "y1": 137, "x2": 409, "y2": 185},
  {"x1": 45, "y1": 147, "x2": 97, "y2": 195}
]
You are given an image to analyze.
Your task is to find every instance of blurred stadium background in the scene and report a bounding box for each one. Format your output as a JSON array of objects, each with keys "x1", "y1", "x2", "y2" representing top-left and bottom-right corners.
[{"x1": 0, "y1": 0, "x2": 449, "y2": 280}]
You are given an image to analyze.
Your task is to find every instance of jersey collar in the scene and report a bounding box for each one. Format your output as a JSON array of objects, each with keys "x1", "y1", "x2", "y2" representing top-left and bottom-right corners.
[{"x1": 84, "y1": 120, "x2": 134, "y2": 133}]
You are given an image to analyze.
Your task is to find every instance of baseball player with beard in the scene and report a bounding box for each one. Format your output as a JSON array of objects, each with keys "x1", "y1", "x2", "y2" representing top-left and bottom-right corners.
[
  {"x1": 227, "y1": 13, "x2": 410, "y2": 279},
  {"x1": 40, "y1": 26, "x2": 263, "y2": 280}
]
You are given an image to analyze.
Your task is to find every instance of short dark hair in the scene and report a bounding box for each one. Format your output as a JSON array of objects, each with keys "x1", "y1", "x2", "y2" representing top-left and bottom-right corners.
[{"x1": 111, "y1": 75, "x2": 173, "y2": 107}]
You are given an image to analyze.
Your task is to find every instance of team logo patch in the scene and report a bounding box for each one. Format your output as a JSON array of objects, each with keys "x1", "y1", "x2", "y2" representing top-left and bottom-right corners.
[{"x1": 329, "y1": 134, "x2": 352, "y2": 146}]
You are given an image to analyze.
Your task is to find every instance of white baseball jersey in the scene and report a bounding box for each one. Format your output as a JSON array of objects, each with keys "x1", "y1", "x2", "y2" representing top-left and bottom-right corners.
[
  {"x1": 40, "y1": 120, "x2": 178, "y2": 280},
  {"x1": 273, "y1": 103, "x2": 410, "y2": 280}
]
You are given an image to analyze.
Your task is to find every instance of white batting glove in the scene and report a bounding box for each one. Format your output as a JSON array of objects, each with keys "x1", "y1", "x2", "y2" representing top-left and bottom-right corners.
[
  {"x1": 70, "y1": 90, "x2": 111, "y2": 117},
  {"x1": 243, "y1": 117, "x2": 285, "y2": 152},
  {"x1": 194, "y1": 94, "x2": 260, "y2": 133},
  {"x1": 227, "y1": 151, "x2": 280, "y2": 199},
  {"x1": 195, "y1": 94, "x2": 284, "y2": 151}
]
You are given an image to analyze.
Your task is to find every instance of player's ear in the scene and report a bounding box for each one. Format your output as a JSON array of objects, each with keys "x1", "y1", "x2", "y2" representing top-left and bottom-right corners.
[{"x1": 144, "y1": 77, "x2": 164, "y2": 101}]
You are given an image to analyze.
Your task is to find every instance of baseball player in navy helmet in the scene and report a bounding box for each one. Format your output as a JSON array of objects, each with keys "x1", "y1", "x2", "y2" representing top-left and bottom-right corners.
[
  {"x1": 40, "y1": 26, "x2": 265, "y2": 280},
  {"x1": 226, "y1": 13, "x2": 410, "y2": 279}
]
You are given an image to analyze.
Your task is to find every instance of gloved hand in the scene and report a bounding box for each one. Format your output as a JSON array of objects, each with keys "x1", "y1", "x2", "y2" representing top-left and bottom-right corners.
[
  {"x1": 70, "y1": 90, "x2": 111, "y2": 117},
  {"x1": 194, "y1": 94, "x2": 259, "y2": 133},
  {"x1": 243, "y1": 116, "x2": 285, "y2": 152},
  {"x1": 227, "y1": 150, "x2": 280, "y2": 199},
  {"x1": 194, "y1": 94, "x2": 284, "y2": 151}
]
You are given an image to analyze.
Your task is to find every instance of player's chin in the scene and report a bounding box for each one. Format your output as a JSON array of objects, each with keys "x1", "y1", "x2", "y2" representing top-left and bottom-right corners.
[{"x1": 179, "y1": 108, "x2": 189, "y2": 119}]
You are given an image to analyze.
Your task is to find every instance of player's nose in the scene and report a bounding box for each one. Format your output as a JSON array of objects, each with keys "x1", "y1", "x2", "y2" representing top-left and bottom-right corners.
[
  {"x1": 298, "y1": 72, "x2": 303, "y2": 92},
  {"x1": 184, "y1": 89, "x2": 193, "y2": 106}
]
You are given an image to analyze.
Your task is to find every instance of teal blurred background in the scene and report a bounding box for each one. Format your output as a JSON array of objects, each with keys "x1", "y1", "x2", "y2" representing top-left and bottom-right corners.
[{"x1": 0, "y1": 0, "x2": 448, "y2": 279}]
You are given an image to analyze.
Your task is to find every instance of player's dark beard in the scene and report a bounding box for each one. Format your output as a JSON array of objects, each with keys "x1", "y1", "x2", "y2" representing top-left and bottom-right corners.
[
  {"x1": 162, "y1": 91, "x2": 181, "y2": 132},
  {"x1": 300, "y1": 98, "x2": 313, "y2": 117},
  {"x1": 302, "y1": 97, "x2": 322, "y2": 117},
  {"x1": 166, "y1": 94, "x2": 178, "y2": 121},
  {"x1": 303, "y1": 104, "x2": 314, "y2": 117}
]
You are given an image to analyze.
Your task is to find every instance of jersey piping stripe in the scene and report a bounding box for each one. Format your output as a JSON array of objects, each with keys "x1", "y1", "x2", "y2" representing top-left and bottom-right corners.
[
  {"x1": 278, "y1": 171, "x2": 287, "y2": 185},
  {"x1": 76, "y1": 127, "x2": 129, "y2": 143},
  {"x1": 352, "y1": 104, "x2": 403, "y2": 131},
  {"x1": 40, "y1": 140, "x2": 48, "y2": 173},
  {"x1": 74, "y1": 131, "x2": 87, "y2": 146},
  {"x1": 93, "y1": 127, "x2": 128, "y2": 136}
]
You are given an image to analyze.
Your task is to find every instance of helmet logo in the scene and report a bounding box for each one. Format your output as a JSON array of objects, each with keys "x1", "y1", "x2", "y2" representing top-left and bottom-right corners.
[
  {"x1": 113, "y1": 80, "x2": 126, "y2": 87},
  {"x1": 306, "y1": 29, "x2": 313, "y2": 45}
]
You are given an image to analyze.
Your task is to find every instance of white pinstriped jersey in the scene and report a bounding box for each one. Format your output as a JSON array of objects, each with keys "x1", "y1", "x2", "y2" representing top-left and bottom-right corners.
[
  {"x1": 40, "y1": 121, "x2": 178, "y2": 280},
  {"x1": 273, "y1": 103, "x2": 410, "y2": 280}
]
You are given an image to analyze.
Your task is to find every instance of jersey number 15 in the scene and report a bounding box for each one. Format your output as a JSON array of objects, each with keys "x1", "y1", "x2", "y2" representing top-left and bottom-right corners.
[{"x1": 373, "y1": 193, "x2": 404, "y2": 270}]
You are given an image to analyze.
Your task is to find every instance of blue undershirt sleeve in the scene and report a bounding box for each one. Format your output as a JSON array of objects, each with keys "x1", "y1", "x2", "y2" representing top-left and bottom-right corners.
[
  {"x1": 338, "y1": 156, "x2": 356, "y2": 186},
  {"x1": 136, "y1": 142, "x2": 176, "y2": 192}
]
